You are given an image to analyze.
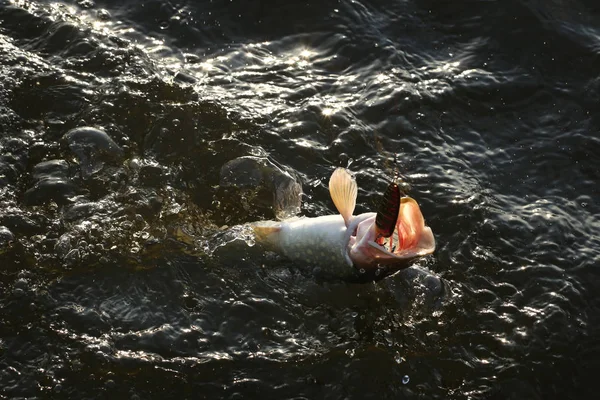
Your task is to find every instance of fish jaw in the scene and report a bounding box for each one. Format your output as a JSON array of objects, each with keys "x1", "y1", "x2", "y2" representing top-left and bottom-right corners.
[{"x1": 348, "y1": 198, "x2": 435, "y2": 268}]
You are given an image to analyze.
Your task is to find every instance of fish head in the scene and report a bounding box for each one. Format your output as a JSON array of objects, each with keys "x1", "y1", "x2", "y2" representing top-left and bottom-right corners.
[
  {"x1": 327, "y1": 167, "x2": 434, "y2": 270},
  {"x1": 348, "y1": 197, "x2": 435, "y2": 269}
]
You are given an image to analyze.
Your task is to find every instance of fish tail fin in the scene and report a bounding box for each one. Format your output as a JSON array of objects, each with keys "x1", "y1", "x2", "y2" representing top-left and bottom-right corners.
[{"x1": 251, "y1": 222, "x2": 282, "y2": 250}]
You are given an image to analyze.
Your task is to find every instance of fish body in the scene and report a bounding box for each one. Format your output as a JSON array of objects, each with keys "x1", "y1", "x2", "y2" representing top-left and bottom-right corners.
[
  {"x1": 254, "y1": 212, "x2": 375, "y2": 276},
  {"x1": 252, "y1": 168, "x2": 435, "y2": 277}
]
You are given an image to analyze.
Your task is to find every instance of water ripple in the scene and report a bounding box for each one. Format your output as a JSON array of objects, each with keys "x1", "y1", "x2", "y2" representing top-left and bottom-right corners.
[{"x1": 0, "y1": 0, "x2": 598, "y2": 398}]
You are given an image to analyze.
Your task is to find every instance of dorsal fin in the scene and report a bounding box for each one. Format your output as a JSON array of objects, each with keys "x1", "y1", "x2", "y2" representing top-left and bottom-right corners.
[{"x1": 328, "y1": 168, "x2": 357, "y2": 227}]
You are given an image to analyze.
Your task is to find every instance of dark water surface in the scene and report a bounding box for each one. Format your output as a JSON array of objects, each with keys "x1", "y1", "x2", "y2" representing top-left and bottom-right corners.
[{"x1": 1, "y1": 0, "x2": 599, "y2": 398}]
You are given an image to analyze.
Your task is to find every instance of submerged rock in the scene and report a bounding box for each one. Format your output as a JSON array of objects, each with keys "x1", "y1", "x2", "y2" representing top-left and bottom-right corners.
[
  {"x1": 0, "y1": 226, "x2": 15, "y2": 254},
  {"x1": 0, "y1": 212, "x2": 49, "y2": 236},
  {"x1": 23, "y1": 159, "x2": 79, "y2": 206},
  {"x1": 220, "y1": 157, "x2": 264, "y2": 189},
  {"x1": 63, "y1": 127, "x2": 124, "y2": 178},
  {"x1": 382, "y1": 266, "x2": 447, "y2": 311},
  {"x1": 31, "y1": 159, "x2": 70, "y2": 179},
  {"x1": 24, "y1": 179, "x2": 77, "y2": 206},
  {"x1": 0, "y1": 137, "x2": 29, "y2": 188},
  {"x1": 219, "y1": 156, "x2": 302, "y2": 220},
  {"x1": 62, "y1": 201, "x2": 104, "y2": 222}
]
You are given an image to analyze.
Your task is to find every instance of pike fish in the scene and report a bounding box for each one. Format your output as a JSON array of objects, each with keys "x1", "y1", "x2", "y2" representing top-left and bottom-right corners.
[{"x1": 252, "y1": 168, "x2": 435, "y2": 277}]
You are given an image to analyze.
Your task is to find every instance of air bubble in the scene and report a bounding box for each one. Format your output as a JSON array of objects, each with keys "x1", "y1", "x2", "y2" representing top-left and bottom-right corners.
[
  {"x1": 159, "y1": 21, "x2": 170, "y2": 30},
  {"x1": 77, "y1": 0, "x2": 95, "y2": 8},
  {"x1": 97, "y1": 9, "x2": 110, "y2": 20},
  {"x1": 402, "y1": 375, "x2": 410, "y2": 384}
]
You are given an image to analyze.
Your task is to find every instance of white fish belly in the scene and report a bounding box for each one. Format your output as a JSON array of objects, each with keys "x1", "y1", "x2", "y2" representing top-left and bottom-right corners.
[{"x1": 277, "y1": 215, "x2": 351, "y2": 268}]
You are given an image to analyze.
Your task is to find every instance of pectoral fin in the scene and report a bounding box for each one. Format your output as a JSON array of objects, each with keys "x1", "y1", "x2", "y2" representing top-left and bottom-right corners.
[{"x1": 328, "y1": 167, "x2": 357, "y2": 227}]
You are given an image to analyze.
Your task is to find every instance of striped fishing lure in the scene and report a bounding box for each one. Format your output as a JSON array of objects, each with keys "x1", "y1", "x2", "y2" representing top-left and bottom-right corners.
[{"x1": 375, "y1": 180, "x2": 402, "y2": 238}]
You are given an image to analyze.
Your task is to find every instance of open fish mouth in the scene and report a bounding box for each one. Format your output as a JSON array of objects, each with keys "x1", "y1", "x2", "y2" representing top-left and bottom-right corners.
[
  {"x1": 375, "y1": 230, "x2": 401, "y2": 253},
  {"x1": 368, "y1": 197, "x2": 435, "y2": 261},
  {"x1": 370, "y1": 179, "x2": 435, "y2": 259},
  {"x1": 329, "y1": 167, "x2": 435, "y2": 267}
]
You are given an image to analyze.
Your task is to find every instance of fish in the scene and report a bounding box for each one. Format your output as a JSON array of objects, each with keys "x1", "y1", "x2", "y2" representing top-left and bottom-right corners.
[{"x1": 251, "y1": 167, "x2": 435, "y2": 278}]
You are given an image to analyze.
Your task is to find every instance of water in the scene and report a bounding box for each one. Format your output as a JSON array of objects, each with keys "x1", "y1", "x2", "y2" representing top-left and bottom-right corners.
[{"x1": 1, "y1": 0, "x2": 599, "y2": 398}]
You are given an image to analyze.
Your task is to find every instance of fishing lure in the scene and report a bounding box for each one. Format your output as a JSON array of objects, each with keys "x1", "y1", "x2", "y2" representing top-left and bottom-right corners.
[{"x1": 375, "y1": 180, "x2": 402, "y2": 238}]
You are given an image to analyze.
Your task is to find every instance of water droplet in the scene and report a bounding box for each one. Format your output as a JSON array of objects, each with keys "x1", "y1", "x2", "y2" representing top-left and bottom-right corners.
[
  {"x1": 402, "y1": 375, "x2": 410, "y2": 384},
  {"x1": 63, "y1": 127, "x2": 124, "y2": 178},
  {"x1": 95, "y1": 10, "x2": 111, "y2": 22},
  {"x1": 394, "y1": 354, "x2": 405, "y2": 364},
  {"x1": 77, "y1": 0, "x2": 95, "y2": 8},
  {"x1": 14, "y1": 278, "x2": 28, "y2": 290}
]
